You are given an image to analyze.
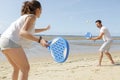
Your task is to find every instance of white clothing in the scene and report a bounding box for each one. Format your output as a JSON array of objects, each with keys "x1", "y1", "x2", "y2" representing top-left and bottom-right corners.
[
  {"x1": 1, "y1": 14, "x2": 35, "y2": 48},
  {"x1": 100, "y1": 26, "x2": 112, "y2": 41},
  {"x1": 99, "y1": 40, "x2": 112, "y2": 52},
  {"x1": 99, "y1": 26, "x2": 113, "y2": 52}
]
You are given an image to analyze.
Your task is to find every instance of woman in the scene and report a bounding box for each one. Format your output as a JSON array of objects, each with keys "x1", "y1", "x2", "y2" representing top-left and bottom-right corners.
[{"x1": 0, "y1": 0, "x2": 49, "y2": 80}]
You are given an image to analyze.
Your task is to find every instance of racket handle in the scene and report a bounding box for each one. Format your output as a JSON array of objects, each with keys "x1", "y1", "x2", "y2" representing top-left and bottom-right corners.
[
  {"x1": 47, "y1": 41, "x2": 51, "y2": 44},
  {"x1": 47, "y1": 41, "x2": 51, "y2": 50}
]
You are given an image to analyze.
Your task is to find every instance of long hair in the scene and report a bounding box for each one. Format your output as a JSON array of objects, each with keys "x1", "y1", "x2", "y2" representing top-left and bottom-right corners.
[{"x1": 21, "y1": 0, "x2": 41, "y2": 15}]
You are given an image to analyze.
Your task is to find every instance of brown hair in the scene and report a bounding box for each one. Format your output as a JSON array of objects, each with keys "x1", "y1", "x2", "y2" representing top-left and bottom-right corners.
[{"x1": 21, "y1": 0, "x2": 41, "y2": 15}]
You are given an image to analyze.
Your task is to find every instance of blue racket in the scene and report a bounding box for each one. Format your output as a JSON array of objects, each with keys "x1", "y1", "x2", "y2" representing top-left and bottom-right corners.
[
  {"x1": 85, "y1": 32, "x2": 92, "y2": 39},
  {"x1": 48, "y1": 37, "x2": 69, "y2": 63}
]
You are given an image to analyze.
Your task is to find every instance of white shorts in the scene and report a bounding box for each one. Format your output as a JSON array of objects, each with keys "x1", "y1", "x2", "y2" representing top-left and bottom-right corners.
[
  {"x1": 99, "y1": 40, "x2": 112, "y2": 52},
  {"x1": 0, "y1": 37, "x2": 21, "y2": 50}
]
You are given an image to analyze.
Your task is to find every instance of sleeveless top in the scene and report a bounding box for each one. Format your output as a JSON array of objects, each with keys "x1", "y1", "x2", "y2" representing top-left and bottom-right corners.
[{"x1": 1, "y1": 14, "x2": 35, "y2": 48}]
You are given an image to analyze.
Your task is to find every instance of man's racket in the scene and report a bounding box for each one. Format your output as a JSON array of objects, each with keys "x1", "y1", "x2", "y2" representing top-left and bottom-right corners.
[
  {"x1": 85, "y1": 32, "x2": 92, "y2": 39},
  {"x1": 48, "y1": 37, "x2": 69, "y2": 63}
]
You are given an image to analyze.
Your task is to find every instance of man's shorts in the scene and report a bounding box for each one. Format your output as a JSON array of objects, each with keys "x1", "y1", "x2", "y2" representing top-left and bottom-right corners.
[{"x1": 99, "y1": 40, "x2": 112, "y2": 52}]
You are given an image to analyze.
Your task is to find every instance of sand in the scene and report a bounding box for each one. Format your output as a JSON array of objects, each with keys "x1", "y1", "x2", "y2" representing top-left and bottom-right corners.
[{"x1": 0, "y1": 52, "x2": 120, "y2": 80}]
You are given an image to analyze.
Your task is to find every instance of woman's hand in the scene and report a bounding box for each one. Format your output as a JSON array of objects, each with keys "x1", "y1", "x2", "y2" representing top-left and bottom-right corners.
[
  {"x1": 45, "y1": 25, "x2": 50, "y2": 31},
  {"x1": 40, "y1": 39, "x2": 49, "y2": 47}
]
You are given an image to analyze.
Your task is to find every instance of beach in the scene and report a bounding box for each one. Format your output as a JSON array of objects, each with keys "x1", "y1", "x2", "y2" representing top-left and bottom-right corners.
[
  {"x1": 0, "y1": 36, "x2": 120, "y2": 80},
  {"x1": 0, "y1": 51, "x2": 120, "y2": 80}
]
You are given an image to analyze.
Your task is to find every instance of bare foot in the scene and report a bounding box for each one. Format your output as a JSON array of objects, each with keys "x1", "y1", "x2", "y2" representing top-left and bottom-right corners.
[
  {"x1": 111, "y1": 61, "x2": 115, "y2": 65},
  {"x1": 111, "y1": 62, "x2": 115, "y2": 65}
]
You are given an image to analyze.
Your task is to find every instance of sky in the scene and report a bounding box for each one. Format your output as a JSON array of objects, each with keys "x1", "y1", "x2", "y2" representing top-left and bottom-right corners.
[{"x1": 0, "y1": 0, "x2": 120, "y2": 36}]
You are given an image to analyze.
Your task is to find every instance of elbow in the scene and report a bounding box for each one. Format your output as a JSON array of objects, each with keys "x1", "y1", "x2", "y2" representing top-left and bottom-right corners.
[
  {"x1": 19, "y1": 31, "x2": 26, "y2": 37},
  {"x1": 19, "y1": 32, "x2": 24, "y2": 37},
  {"x1": 97, "y1": 37, "x2": 102, "y2": 39},
  {"x1": 97, "y1": 37, "x2": 100, "y2": 39}
]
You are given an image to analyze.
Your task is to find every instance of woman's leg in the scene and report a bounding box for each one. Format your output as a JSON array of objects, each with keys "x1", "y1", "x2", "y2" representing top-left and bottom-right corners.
[
  {"x1": 2, "y1": 48, "x2": 30, "y2": 80},
  {"x1": 3, "y1": 53, "x2": 19, "y2": 80}
]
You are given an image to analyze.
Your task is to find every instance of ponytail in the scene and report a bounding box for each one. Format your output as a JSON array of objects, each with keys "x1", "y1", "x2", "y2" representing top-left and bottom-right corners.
[{"x1": 21, "y1": 0, "x2": 41, "y2": 15}]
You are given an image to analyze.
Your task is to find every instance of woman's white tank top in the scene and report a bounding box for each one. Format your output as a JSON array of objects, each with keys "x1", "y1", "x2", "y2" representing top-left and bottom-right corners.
[{"x1": 1, "y1": 14, "x2": 35, "y2": 48}]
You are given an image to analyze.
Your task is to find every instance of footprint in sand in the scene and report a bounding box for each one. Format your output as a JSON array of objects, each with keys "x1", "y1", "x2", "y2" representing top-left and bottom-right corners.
[
  {"x1": 2, "y1": 76, "x2": 7, "y2": 79},
  {"x1": 93, "y1": 69, "x2": 100, "y2": 73}
]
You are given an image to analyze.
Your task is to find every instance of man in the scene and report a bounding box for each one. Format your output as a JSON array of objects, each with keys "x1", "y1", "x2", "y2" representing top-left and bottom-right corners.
[{"x1": 91, "y1": 20, "x2": 114, "y2": 66}]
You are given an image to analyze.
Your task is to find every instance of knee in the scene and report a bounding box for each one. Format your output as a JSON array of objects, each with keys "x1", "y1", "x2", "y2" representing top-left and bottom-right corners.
[
  {"x1": 105, "y1": 51, "x2": 109, "y2": 55},
  {"x1": 100, "y1": 54, "x2": 103, "y2": 57},
  {"x1": 21, "y1": 64, "x2": 30, "y2": 73},
  {"x1": 99, "y1": 52, "x2": 103, "y2": 57},
  {"x1": 24, "y1": 64, "x2": 30, "y2": 72},
  {"x1": 99, "y1": 51, "x2": 103, "y2": 55},
  {"x1": 105, "y1": 53, "x2": 110, "y2": 56},
  {"x1": 13, "y1": 66, "x2": 19, "y2": 72}
]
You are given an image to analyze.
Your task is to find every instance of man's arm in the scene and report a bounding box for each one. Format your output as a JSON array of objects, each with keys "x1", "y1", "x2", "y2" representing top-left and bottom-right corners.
[{"x1": 91, "y1": 32, "x2": 104, "y2": 40}]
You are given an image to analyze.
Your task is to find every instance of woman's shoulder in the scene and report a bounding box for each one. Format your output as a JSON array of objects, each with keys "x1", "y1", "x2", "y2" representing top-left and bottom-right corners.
[
  {"x1": 23, "y1": 14, "x2": 36, "y2": 18},
  {"x1": 19, "y1": 14, "x2": 36, "y2": 23},
  {"x1": 24, "y1": 14, "x2": 36, "y2": 20}
]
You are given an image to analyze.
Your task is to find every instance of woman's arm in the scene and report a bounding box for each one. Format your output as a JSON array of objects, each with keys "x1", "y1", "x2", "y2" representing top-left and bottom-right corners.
[
  {"x1": 19, "y1": 15, "x2": 39, "y2": 42},
  {"x1": 19, "y1": 15, "x2": 48, "y2": 47},
  {"x1": 35, "y1": 25, "x2": 50, "y2": 33}
]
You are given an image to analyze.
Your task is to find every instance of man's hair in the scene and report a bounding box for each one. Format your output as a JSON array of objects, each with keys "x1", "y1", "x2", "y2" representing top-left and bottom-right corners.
[{"x1": 95, "y1": 20, "x2": 102, "y2": 23}]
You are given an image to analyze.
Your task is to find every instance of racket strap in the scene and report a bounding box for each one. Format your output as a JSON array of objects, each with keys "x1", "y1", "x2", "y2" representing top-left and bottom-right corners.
[{"x1": 38, "y1": 36, "x2": 42, "y2": 43}]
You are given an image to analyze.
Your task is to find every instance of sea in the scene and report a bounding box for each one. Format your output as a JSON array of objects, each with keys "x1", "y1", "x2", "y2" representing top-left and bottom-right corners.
[{"x1": 0, "y1": 35, "x2": 120, "y2": 60}]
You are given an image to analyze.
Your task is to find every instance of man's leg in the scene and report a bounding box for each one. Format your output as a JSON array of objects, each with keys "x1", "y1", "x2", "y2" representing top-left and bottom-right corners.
[
  {"x1": 98, "y1": 52, "x2": 104, "y2": 66},
  {"x1": 105, "y1": 52, "x2": 115, "y2": 64}
]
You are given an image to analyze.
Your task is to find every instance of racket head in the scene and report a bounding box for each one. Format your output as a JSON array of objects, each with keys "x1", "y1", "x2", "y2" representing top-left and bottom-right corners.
[
  {"x1": 48, "y1": 37, "x2": 69, "y2": 63},
  {"x1": 85, "y1": 32, "x2": 92, "y2": 39}
]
